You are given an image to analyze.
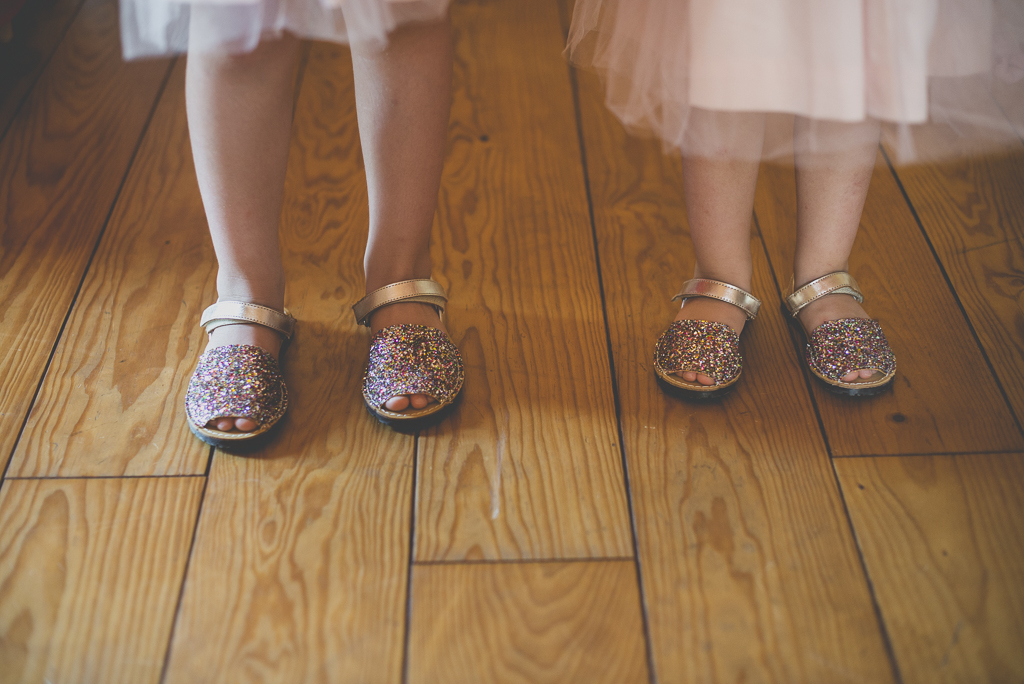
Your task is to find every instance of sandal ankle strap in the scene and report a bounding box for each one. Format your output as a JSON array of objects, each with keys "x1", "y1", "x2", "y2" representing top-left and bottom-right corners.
[
  {"x1": 200, "y1": 301, "x2": 295, "y2": 339},
  {"x1": 672, "y1": 279, "x2": 761, "y2": 319},
  {"x1": 352, "y1": 279, "x2": 448, "y2": 327},
  {"x1": 785, "y1": 271, "x2": 863, "y2": 317}
]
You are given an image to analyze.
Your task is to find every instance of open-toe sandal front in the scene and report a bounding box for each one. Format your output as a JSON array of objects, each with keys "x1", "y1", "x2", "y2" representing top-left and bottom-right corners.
[
  {"x1": 784, "y1": 272, "x2": 896, "y2": 397},
  {"x1": 184, "y1": 302, "x2": 295, "y2": 449},
  {"x1": 353, "y1": 280, "x2": 464, "y2": 430},
  {"x1": 653, "y1": 278, "x2": 760, "y2": 401}
]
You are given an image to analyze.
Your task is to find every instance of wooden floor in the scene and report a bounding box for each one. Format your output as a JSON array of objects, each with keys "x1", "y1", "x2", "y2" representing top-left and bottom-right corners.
[{"x1": 2, "y1": 0, "x2": 1024, "y2": 682}]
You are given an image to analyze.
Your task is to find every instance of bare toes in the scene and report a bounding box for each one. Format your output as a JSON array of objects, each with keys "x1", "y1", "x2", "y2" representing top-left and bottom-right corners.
[
  {"x1": 385, "y1": 395, "x2": 411, "y2": 412},
  {"x1": 234, "y1": 417, "x2": 258, "y2": 432},
  {"x1": 680, "y1": 371, "x2": 698, "y2": 382},
  {"x1": 409, "y1": 394, "x2": 430, "y2": 410},
  {"x1": 697, "y1": 373, "x2": 715, "y2": 386},
  {"x1": 213, "y1": 418, "x2": 235, "y2": 432},
  {"x1": 859, "y1": 368, "x2": 877, "y2": 380},
  {"x1": 841, "y1": 370, "x2": 861, "y2": 383}
]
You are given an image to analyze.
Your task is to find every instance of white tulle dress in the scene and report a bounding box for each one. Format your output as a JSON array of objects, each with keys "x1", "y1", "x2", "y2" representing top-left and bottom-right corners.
[
  {"x1": 567, "y1": 0, "x2": 1024, "y2": 162},
  {"x1": 120, "y1": 0, "x2": 449, "y2": 58}
]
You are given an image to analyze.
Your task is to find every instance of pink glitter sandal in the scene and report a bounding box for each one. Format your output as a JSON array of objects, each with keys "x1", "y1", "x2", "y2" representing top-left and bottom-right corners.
[
  {"x1": 352, "y1": 279, "x2": 464, "y2": 430},
  {"x1": 785, "y1": 272, "x2": 896, "y2": 397},
  {"x1": 184, "y1": 302, "x2": 295, "y2": 448},
  {"x1": 653, "y1": 279, "x2": 761, "y2": 401}
]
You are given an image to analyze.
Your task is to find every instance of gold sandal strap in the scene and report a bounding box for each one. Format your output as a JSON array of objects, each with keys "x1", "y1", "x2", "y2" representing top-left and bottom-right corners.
[
  {"x1": 352, "y1": 279, "x2": 448, "y2": 327},
  {"x1": 200, "y1": 302, "x2": 295, "y2": 339},
  {"x1": 785, "y1": 272, "x2": 863, "y2": 317},
  {"x1": 671, "y1": 279, "x2": 761, "y2": 319}
]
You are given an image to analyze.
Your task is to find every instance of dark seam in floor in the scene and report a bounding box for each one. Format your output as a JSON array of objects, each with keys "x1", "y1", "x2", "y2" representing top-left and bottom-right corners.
[
  {"x1": 158, "y1": 443, "x2": 213, "y2": 684},
  {"x1": 755, "y1": 208, "x2": 906, "y2": 684},
  {"x1": 413, "y1": 556, "x2": 636, "y2": 567},
  {"x1": 401, "y1": 435, "x2": 419, "y2": 683},
  {"x1": 882, "y1": 146, "x2": 1024, "y2": 440},
  {"x1": 0, "y1": 56, "x2": 178, "y2": 495},
  {"x1": 560, "y1": 5, "x2": 658, "y2": 679}
]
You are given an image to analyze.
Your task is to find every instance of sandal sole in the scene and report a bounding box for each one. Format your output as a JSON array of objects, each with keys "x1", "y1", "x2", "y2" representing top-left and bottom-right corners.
[
  {"x1": 366, "y1": 388, "x2": 463, "y2": 433},
  {"x1": 816, "y1": 375, "x2": 895, "y2": 398},
  {"x1": 187, "y1": 419, "x2": 280, "y2": 452},
  {"x1": 365, "y1": 397, "x2": 459, "y2": 433},
  {"x1": 656, "y1": 373, "x2": 737, "y2": 402}
]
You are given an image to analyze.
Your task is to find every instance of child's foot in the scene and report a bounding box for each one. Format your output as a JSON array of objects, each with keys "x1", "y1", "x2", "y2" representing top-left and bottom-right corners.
[
  {"x1": 672, "y1": 297, "x2": 749, "y2": 386},
  {"x1": 794, "y1": 293, "x2": 877, "y2": 383},
  {"x1": 368, "y1": 301, "x2": 447, "y2": 412}
]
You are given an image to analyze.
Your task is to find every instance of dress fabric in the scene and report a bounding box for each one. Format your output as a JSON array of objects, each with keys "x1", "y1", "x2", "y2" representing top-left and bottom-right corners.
[
  {"x1": 120, "y1": 0, "x2": 449, "y2": 59},
  {"x1": 567, "y1": 0, "x2": 1024, "y2": 162}
]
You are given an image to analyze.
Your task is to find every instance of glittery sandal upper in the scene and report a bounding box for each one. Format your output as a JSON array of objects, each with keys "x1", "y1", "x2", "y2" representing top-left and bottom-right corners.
[
  {"x1": 185, "y1": 345, "x2": 288, "y2": 430},
  {"x1": 806, "y1": 318, "x2": 896, "y2": 383},
  {"x1": 785, "y1": 272, "x2": 897, "y2": 387},
  {"x1": 363, "y1": 324, "x2": 464, "y2": 410},
  {"x1": 654, "y1": 279, "x2": 759, "y2": 390},
  {"x1": 654, "y1": 319, "x2": 743, "y2": 386}
]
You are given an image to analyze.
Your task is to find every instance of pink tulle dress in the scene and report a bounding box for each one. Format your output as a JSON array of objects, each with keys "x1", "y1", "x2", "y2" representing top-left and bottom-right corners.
[
  {"x1": 567, "y1": 0, "x2": 1024, "y2": 162},
  {"x1": 120, "y1": 0, "x2": 448, "y2": 58}
]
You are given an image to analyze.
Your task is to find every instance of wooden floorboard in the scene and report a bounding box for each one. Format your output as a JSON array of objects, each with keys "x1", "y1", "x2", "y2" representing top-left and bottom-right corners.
[
  {"x1": 407, "y1": 561, "x2": 648, "y2": 684},
  {"x1": 163, "y1": 44, "x2": 415, "y2": 684},
  {"x1": 0, "y1": 0, "x2": 83, "y2": 136},
  {"x1": 574, "y1": 68, "x2": 896, "y2": 683},
  {"x1": 836, "y1": 453, "x2": 1024, "y2": 684},
  {"x1": 754, "y1": 157, "x2": 1024, "y2": 456},
  {"x1": 8, "y1": 60, "x2": 210, "y2": 477},
  {"x1": 0, "y1": 476, "x2": 204, "y2": 684},
  {"x1": 412, "y1": 0, "x2": 632, "y2": 562},
  {"x1": 0, "y1": 0, "x2": 171, "y2": 475},
  {"x1": 886, "y1": 148, "x2": 1024, "y2": 426},
  {"x1": 164, "y1": 447, "x2": 413, "y2": 684}
]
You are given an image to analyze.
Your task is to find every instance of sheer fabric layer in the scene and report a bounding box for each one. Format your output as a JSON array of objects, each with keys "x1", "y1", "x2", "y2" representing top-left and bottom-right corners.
[
  {"x1": 567, "y1": 0, "x2": 1024, "y2": 162},
  {"x1": 121, "y1": 0, "x2": 449, "y2": 58}
]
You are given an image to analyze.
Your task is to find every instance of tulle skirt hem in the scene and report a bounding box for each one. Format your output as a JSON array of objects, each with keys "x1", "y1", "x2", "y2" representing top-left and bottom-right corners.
[
  {"x1": 120, "y1": 0, "x2": 449, "y2": 59},
  {"x1": 567, "y1": 0, "x2": 1024, "y2": 163}
]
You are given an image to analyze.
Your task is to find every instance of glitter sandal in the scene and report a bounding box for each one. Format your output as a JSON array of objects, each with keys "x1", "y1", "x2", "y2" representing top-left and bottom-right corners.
[
  {"x1": 352, "y1": 279, "x2": 464, "y2": 430},
  {"x1": 653, "y1": 279, "x2": 761, "y2": 401},
  {"x1": 184, "y1": 302, "x2": 295, "y2": 448},
  {"x1": 785, "y1": 271, "x2": 896, "y2": 397}
]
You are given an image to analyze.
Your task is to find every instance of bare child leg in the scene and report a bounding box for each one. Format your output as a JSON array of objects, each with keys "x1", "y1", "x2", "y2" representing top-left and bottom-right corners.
[
  {"x1": 791, "y1": 117, "x2": 881, "y2": 382},
  {"x1": 675, "y1": 108, "x2": 766, "y2": 385},
  {"x1": 186, "y1": 33, "x2": 301, "y2": 432},
  {"x1": 349, "y1": 16, "x2": 453, "y2": 412}
]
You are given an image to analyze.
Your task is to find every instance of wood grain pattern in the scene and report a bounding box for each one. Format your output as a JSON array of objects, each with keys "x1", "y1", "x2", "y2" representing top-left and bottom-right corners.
[
  {"x1": 0, "y1": 0, "x2": 83, "y2": 136},
  {"x1": 413, "y1": 0, "x2": 633, "y2": 562},
  {"x1": 573, "y1": 67, "x2": 896, "y2": 683},
  {"x1": 885, "y1": 149, "x2": 1024, "y2": 424},
  {"x1": 164, "y1": 449, "x2": 414, "y2": 684},
  {"x1": 9, "y1": 60, "x2": 211, "y2": 477},
  {"x1": 408, "y1": 561, "x2": 648, "y2": 684},
  {"x1": 754, "y1": 157, "x2": 1024, "y2": 456},
  {"x1": 0, "y1": 476, "x2": 203, "y2": 684},
  {"x1": 0, "y1": 0, "x2": 171, "y2": 475},
  {"x1": 163, "y1": 44, "x2": 416, "y2": 684},
  {"x1": 836, "y1": 454, "x2": 1024, "y2": 684}
]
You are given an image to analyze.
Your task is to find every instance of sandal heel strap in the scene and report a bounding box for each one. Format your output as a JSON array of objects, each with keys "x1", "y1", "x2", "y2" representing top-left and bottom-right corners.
[
  {"x1": 672, "y1": 279, "x2": 761, "y2": 319},
  {"x1": 200, "y1": 302, "x2": 295, "y2": 339},
  {"x1": 352, "y1": 279, "x2": 448, "y2": 327},
  {"x1": 785, "y1": 272, "x2": 863, "y2": 317}
]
